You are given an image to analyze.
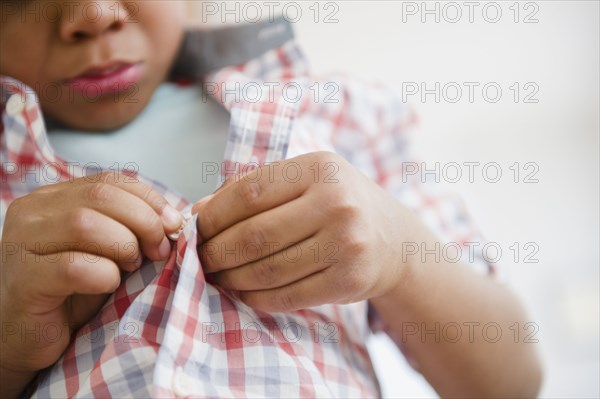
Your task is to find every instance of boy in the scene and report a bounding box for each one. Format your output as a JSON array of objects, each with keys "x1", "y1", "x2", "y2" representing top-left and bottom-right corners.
[{"x1": 0, "y1": 1, "x2": 541, "y2": 397}]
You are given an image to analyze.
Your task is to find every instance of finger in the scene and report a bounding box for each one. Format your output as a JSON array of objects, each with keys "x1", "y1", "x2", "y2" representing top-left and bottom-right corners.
[
  {"x1": 94, "y1": 173, "x2": 183, "y2": 232},
  {"x1": 28, "y1": 208, "x2": 143, "y2": 271},
  {"x1": 34, "y1": 252, "x2": 121, "y2": 297},
  {"x1": 39, "y1": 172, "x2": 183, "y2": 232},
  {"x1": 195, "y1": 159, "x2": 311, "y2": 241},
  {"x1": 239, "y1": 264, "x2": 354, "y2": 313},
  {"x1": 211, "y1": 235, "x2": 338, "y2": 291},
  {"x1": 191, "y1": 193, "x2": 216, "y2": 215},
  {"x1": 215, "y1": 175, "x2": 237, "y2": 193},
  {"x1": 69, "y1": 183, "x2": 171, "y2": 261},
  {"x1": 201, "y1": 197, "x2": 322, "y2": 272},
  {"x1": 191, "y1": 175, "x2": 235, "y2": 215}
]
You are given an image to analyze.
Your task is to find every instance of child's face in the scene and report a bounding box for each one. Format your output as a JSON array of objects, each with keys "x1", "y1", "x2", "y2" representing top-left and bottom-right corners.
[{"x1": 0, "y1": 0, "x2": 186, "y2": 130}]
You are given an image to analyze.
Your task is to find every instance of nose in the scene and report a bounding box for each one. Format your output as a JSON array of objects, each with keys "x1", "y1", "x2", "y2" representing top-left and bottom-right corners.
[{"x1": 59, "y1": 1, "x2": 127, "y2": 43}]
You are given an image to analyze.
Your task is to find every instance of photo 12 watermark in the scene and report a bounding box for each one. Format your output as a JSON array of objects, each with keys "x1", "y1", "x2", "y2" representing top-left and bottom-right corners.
[
  {"x1": 401, "y1": 161, "x2": 540, "y2": 184},
  {"x1": 400, "y1": 81, "x2": 540, "y2": 104},
  {"x1": 400, "y1": 1, "x2": 540, "y2": 24},
  {"x1": 397, "y1": 321, "x2": 540, "y2": 344},
  {"x1": 196, "y1": 1, "x2": 341, "y2": 24},
  {"x1": 1, "y1": 160, "x2": 344, "y2": 186},
  {"x1": 401, "y1": 241, "x2": 540, "y2": 265},
  {"x1": 1, "y1": 319, "x2": 540, "y2": 346},
  {"x1": 0, "y1": 1, "x2": 140, "y2": 24},
  {"x1": 1, "y1": 79, "x2": 342, "y2": 108}
]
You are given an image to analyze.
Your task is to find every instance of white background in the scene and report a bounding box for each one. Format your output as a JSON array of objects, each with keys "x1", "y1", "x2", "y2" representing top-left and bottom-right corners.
[{"x1": 192, "y1": 1, "x2": 600, "y2": 397}]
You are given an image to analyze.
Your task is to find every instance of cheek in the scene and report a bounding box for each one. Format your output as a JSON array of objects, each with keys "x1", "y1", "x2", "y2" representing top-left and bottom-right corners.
[
  {"x1": 0, "y1": 24, "x2": 50, "y2": 85},
  {"x1": 136, "y1": 1, "x2": 186, "y2": 68},
  {"x1": 1, "y1": 1, "x2": 186, "y2": 131}
]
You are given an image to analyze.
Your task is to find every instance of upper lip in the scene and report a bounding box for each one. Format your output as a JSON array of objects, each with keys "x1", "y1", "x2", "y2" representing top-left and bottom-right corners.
[{"x1": 67, "y1": 61, "x2": 138, "y2": 81}]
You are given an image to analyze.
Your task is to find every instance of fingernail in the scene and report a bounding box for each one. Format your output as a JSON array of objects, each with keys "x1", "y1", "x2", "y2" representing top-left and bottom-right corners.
[
  {"x1": 159, "y1": 237, "x2": 172, "y2": 259},
  {"x1": 162, "y1": 204, "x2": 183, "y2": 228}
]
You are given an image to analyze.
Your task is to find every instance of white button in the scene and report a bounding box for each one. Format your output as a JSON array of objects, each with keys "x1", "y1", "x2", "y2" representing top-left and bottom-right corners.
[
  {"x1": 167, "y1": 217, "x2": 189, "y2": 242},
  {"x1": 5, "y1": 94, "x2": 26, "y2": 116},
  {"x1": 172, "y1": 366, "x2": 192, "y2": 397},
  {"x1": 167, "y1": 225, "x2": 184, "y2": 241}
]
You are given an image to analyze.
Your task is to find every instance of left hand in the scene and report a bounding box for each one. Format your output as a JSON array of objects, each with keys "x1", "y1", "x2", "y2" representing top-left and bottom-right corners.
[{"x1": 192, "y1": 151, "x2": 412, "y2": 312}]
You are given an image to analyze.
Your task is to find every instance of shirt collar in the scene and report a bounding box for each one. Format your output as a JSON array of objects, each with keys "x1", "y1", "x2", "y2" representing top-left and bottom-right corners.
[{"x1": 0, "y1": 18, "x2": 302, "y2": 181}]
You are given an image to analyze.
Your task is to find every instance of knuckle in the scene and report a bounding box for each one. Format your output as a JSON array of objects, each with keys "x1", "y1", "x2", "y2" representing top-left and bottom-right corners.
[
  {"x1": 200, "y1": 208, "x2": 218, "y2": 238},
  {"x1": 5, "y1": 197, "x2": 26, "y2": 220},
  {"x1": 84, "y1": 182, "x2": 111, "y2": 205},
  {"x1": 313, "y1": 151, "x2": 346, "y2": 171},
  {"x1": 140, "y1": 185, "x2": 154, "y2": 202},
  {"x1": 276, "y1": 289, "x2": 296, "y2": 312},
  {"x1": 68, "y1": 208, "x2": 96, "y2": 236},
  {"x1": 315, "y1": 150, "x2": 341, "y2": 163},
  {"x1": 238, "y1": 180, "x2": 262, "y2": 209},
  {"x1": 244, "y1": 225, "x2": 267, "y2": 249},
  {"x1": 344, "y1": 230, "x2": 368, "y2": 256},
  {"x1": 253, "y1": 259, "x2": 278, "y2": 287},
  {"x1": 199, "y1": 246, "x2": 214, "y2": 270},
  {"x1": 200, "y1": 241, "x2": 221, "y2": 270},
  {"x1": 98, "y1": 171, "x2": 120, "y2": 185},
  {"x1": 332, "y1": 194, "x2": 360, "y2": 220},
  {"x1": 139, "y1": 209, "x2": 163, "y2": 242},
  {"x1": 142, "y1": 185, "x2": 166, "y2": 211}
]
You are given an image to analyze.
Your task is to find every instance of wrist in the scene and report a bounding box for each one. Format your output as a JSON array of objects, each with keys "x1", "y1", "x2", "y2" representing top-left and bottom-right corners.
[{"x1": 371, "y1": 207, "x2": 433, "y2": 311}]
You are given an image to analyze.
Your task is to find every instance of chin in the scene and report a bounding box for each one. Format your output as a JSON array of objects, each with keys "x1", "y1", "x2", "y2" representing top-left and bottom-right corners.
[
  {"x1": 80, "y1": 102, "x2": 149, "y2": 132},
  {"x1": 43, "y1": 91, "x2": 154, "y2": 132}
]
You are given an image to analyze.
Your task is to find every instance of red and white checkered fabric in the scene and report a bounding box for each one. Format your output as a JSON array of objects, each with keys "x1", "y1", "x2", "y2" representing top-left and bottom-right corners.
[{"x1": 0, "y1": 37, "x2": 493, "y2": 398}]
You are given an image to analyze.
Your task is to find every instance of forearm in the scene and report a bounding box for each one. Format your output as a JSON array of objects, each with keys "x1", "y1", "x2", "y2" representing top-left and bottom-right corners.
[{"x1": 370, "y1": 220, "x2": 543, "y2": 398}]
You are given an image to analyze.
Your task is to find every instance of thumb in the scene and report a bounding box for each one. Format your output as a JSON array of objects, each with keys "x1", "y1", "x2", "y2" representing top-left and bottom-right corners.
[
  {"x1": 191, "y1": 193, "x2": 216, "y2": 215},
  {"x1": 34, "y1": 252, "x2": 121, "y2": 297},
  {"x1": 191, "y1": 176, "x2": 237, "y2": 214}
]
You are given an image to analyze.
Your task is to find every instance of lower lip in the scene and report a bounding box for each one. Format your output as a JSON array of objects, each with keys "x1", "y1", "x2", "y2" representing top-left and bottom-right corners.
[{"x1": 66, "y1": 63, "x2": 143, "y2": 96}]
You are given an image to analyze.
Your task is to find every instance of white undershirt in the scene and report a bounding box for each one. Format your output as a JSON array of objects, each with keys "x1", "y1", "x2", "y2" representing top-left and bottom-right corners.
[{"x1": 47, "y1": 83, "x2": 230, "y2": 201}]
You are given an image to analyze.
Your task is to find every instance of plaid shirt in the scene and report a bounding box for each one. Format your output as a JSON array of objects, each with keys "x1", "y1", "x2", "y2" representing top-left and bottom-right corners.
[{"x1": 1, "y1": 20, "x2": 492, "y2": 398}]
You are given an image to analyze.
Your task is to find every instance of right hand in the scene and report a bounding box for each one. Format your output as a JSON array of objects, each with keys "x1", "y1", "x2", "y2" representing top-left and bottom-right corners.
[{"x1": 0, "y1": 172, "x2": 183, "y2": 392}]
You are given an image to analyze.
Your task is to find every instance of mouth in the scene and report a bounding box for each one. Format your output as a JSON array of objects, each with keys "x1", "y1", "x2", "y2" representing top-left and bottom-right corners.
[{"x1": 65, "y1": 62, "x2": 144, "y2": 96}]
